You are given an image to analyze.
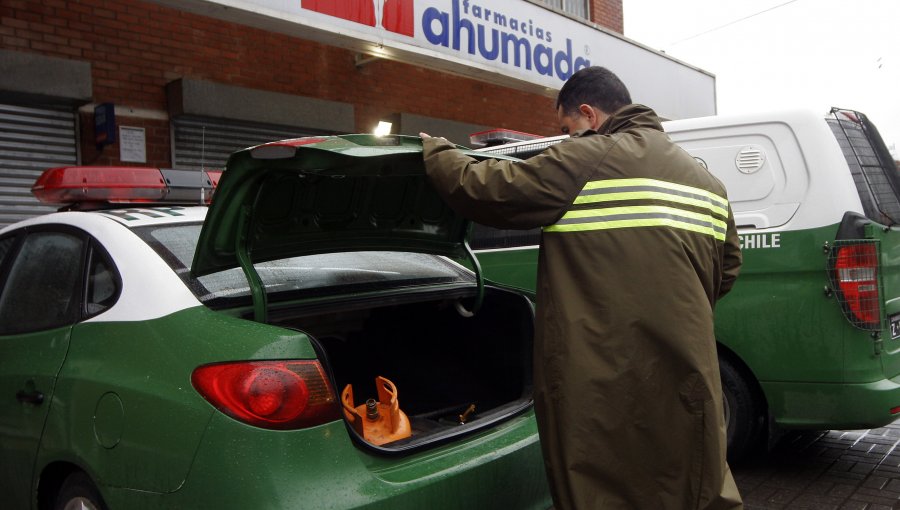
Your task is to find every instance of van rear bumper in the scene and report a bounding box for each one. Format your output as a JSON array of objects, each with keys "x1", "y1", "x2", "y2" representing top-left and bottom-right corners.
[{"x1": 763, "y1": 376, "x2": 900, "y2": 430}]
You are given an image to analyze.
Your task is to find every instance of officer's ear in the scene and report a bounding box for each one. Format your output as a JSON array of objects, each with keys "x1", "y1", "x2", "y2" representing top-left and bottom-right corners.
[
  {"x1": 578, "y1": 104, "x2": 594, "y2": 118},
  {"x1": 578, "y1": 104, "x2": 608, "y2": 131}
]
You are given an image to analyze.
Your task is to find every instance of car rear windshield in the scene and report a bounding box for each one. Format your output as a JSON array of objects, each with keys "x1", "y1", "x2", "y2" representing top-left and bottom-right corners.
[
  {"x1": 827, "y1": 109, "x2": 900, "y2": 225},
  {"x1": 134, "y1": 223, "x2": 471, "y2": 306}
]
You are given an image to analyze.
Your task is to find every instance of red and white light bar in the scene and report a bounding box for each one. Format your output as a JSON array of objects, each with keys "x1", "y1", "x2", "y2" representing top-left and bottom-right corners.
[{"x1": 32, "y1": 166, "x2": 221, "y2": 206}]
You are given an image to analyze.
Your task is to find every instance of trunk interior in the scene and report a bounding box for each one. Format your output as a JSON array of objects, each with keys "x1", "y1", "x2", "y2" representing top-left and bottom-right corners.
[{"x1": 273, "y1": 287, "x2": 534, "y2": 452}]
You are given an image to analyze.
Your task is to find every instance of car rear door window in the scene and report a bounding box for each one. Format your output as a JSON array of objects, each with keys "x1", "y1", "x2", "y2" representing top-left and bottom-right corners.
[
  {"x1": 85, "y1": 243, "x2": 119, "y2": 316},
  {"x1": 0, "y1": 231, "x2": 85, "y2": 334}
]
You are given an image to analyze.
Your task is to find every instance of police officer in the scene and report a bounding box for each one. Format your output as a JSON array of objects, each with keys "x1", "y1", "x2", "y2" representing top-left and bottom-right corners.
[{"x1": 421, "y1": 66, "x2": 743, "y2": 509}]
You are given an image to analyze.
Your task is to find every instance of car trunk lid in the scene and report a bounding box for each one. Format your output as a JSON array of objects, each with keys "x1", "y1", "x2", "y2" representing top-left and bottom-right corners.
[{"x1": 191, "y1": 134, "x2": 510, "y2": 322}]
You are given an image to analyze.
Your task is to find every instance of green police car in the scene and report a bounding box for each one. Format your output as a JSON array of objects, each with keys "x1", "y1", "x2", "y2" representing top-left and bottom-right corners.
[{"x1": 0, "y1": 135, "x2": 550, "y2": 509}]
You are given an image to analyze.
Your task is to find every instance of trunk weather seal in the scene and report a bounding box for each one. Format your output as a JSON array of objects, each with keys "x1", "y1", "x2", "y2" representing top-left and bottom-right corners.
[
  {"x1": 236, "y1": 205, "x2": 268, "y2": 323},
  {"x1": 455, "y1": 239, "x2": 484, "y2": 316}
]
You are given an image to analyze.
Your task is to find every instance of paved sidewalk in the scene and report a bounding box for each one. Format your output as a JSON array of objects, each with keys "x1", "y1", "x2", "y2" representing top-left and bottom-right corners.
[{"x1": 734, "y1": 420, "x2": 900, "y2": 509}]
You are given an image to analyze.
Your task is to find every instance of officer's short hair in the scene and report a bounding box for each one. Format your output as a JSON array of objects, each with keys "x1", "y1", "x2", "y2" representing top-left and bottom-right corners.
[{"x1": 557, "y1": 67, "x2": 632, "y2": 117}]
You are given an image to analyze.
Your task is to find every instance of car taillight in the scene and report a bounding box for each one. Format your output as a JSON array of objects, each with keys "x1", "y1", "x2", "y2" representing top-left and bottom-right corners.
[
  {"x1": 192, "y1": 360, "x2": 340, "y2": 430},
  {"x1": 833, "y1": 243, "x2": 881, "y2": 328}
]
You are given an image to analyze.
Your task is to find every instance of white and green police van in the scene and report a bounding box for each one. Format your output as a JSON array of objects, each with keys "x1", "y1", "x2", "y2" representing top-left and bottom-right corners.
[{"x1": 472, "y1": 108, "x2": 900, "y2": 461}]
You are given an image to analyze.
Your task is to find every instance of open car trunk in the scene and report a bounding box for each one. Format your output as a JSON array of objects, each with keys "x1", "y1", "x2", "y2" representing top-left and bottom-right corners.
[
  {"x1": 271, "y1": 286, "x2": 534, "y2": 453},
  {"x1": 191, "y1": 135, "x2": 536, "y2": 452}
]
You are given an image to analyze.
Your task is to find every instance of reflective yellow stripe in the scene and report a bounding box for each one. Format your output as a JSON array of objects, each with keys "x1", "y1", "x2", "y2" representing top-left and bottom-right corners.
[
  {"x1": 545, "y1": 205, "x2": 727, "y2": 241},
  {"x1": 575, "y1": 178, "x2": 728, "y2": 218},
  {"x1": 546, "y1": 218, "x2": 726, "y2": 240}
]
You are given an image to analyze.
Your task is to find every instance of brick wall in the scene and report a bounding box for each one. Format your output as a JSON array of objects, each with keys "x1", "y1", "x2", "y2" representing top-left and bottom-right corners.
[
  {"x1": 79, "y1": 115, "x2": 170, "y2": 167},
  {"x1": 590, "y1": 0, "x2": 623, "y2": 33},
  {"x1": 2, "y1": 0, "x2": 624, "y2": 167}
]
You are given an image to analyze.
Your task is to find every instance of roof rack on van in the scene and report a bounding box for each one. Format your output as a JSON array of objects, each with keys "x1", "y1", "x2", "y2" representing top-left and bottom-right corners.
[
  {"x1": 468, "y1": 129, "x2": 542, "y2": 148},
  {"x1": 475, "y1": 134, "x2": 569, "y2": 160}
]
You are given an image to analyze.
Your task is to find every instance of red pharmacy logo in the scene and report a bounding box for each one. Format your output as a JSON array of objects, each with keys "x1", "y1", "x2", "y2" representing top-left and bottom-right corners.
[{"x1": 301, "y1": 0, "x2": 414, "y2": 36}]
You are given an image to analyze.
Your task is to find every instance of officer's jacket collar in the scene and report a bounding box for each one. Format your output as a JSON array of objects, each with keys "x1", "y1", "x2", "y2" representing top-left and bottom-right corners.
[{"x1": 572, "y1": 104, "x2": 663, "y2": 138}]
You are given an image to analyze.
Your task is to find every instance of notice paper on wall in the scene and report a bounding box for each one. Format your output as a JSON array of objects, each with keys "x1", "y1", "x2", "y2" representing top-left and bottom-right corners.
[{"x1": 119, "y1": 126, "x2": 147, "y2": 163}]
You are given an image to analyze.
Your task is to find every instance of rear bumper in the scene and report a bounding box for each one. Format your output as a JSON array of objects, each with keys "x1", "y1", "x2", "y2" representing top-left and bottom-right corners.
[
  {"x1": 101, "y1": 410, "x2": 551, "y2": 509},
  {"x1": 763, "y1": 375, "x2": 900, "y2": 430}
]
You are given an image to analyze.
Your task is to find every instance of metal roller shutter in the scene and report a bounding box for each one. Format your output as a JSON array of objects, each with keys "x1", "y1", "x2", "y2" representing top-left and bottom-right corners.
[
  {"x1": 171, "y1": 116, "x2": 324, "y2": 171},
  {"x1": 0, "y1": 104, "x2": 78, "y2": 228}
]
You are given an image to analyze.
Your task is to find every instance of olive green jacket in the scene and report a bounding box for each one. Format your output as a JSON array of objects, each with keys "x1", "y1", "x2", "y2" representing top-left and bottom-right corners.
[{"x1": 423, "y1": 104, "x2": 743, "y2": 509}]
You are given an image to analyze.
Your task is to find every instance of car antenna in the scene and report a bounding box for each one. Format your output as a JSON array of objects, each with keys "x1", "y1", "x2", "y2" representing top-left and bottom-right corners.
[{"x1": 200, "y1": 125, "x2": 206, "y2": 204}]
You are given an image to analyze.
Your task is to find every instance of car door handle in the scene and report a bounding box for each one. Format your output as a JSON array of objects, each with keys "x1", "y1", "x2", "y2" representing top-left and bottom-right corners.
[{"x1": 16, "y1": 389, "x2": 44, "y2": 405}]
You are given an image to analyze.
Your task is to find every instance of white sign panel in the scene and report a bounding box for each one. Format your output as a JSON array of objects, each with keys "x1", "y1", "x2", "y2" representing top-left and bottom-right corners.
[
  {"x1": 119, "y1": 126, "x2": 147, "y2": 163},
  {"x1": 150, "y1": 0, "x2": 716, "y2": 119}
]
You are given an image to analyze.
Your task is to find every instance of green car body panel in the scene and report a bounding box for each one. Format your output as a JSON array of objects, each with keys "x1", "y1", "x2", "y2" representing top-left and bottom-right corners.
[
  {"x1": 475, "y1": 249, "x2": 540, "y2": 293},
  {"x1": 100, "y1": 412, "x2": 548, "y2": 509},
  {"x1": 0, "y1": 326, "x2": 71, "y2": 507},
  {"x1": 36, "y1": 307, "x2": 317, "y2": 494}
]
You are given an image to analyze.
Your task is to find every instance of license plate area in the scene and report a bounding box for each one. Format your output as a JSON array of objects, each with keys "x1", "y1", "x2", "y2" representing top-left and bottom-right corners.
[{"x1": 891, "y1": 314, "x2": 900, "y2": 339}]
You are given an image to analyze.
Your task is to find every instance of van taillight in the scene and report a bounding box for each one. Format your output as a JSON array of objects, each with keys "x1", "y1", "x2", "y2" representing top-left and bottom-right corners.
[
  {"x1": 833, "y1": 243, "x2": 881, "y2": 328},
  {"x1": 192, "y1": 360, "x2": 340, "y2": 430}
]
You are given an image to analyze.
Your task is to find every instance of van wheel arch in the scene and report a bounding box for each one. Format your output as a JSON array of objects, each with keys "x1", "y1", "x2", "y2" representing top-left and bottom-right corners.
[{"x1": 717, "y1": 345, "x2": 768, "y2": 463}]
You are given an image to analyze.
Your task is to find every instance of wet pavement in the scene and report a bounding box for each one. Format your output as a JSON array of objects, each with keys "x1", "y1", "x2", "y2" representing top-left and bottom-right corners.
[{"x1": 734, "y1": 419, "x2": 900, "y2": 509}]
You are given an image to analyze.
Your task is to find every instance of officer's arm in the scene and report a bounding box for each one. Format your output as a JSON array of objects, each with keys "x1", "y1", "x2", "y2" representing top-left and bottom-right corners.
[
  {"x1": 718, "y1": 205, "x2": 742, "y2": 298},
  {"x1": 422, "y1": 137, "x2": 591, "y2": 229}
]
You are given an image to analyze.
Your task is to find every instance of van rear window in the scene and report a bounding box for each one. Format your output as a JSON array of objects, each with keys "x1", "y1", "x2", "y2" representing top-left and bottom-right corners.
[{"x1": 827, "y1": 110, "x2": 900, "y2": 225}]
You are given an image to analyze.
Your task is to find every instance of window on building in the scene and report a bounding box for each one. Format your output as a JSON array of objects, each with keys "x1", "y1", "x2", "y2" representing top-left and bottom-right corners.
[
  {"x1": 536, "y1": 0, "x2": 588, "y2": 19},
  {"x1": 0, "y1": 104, "x2": 77, "y2": 227},
  {"x1": 171, "y1": 116, "x2": 324, "y2": 172}
]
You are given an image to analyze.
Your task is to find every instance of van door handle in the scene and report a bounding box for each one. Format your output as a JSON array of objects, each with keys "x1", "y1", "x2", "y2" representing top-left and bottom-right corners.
[{"x1": 16, "y1": 389, "x2": 44, "y2": 405}]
